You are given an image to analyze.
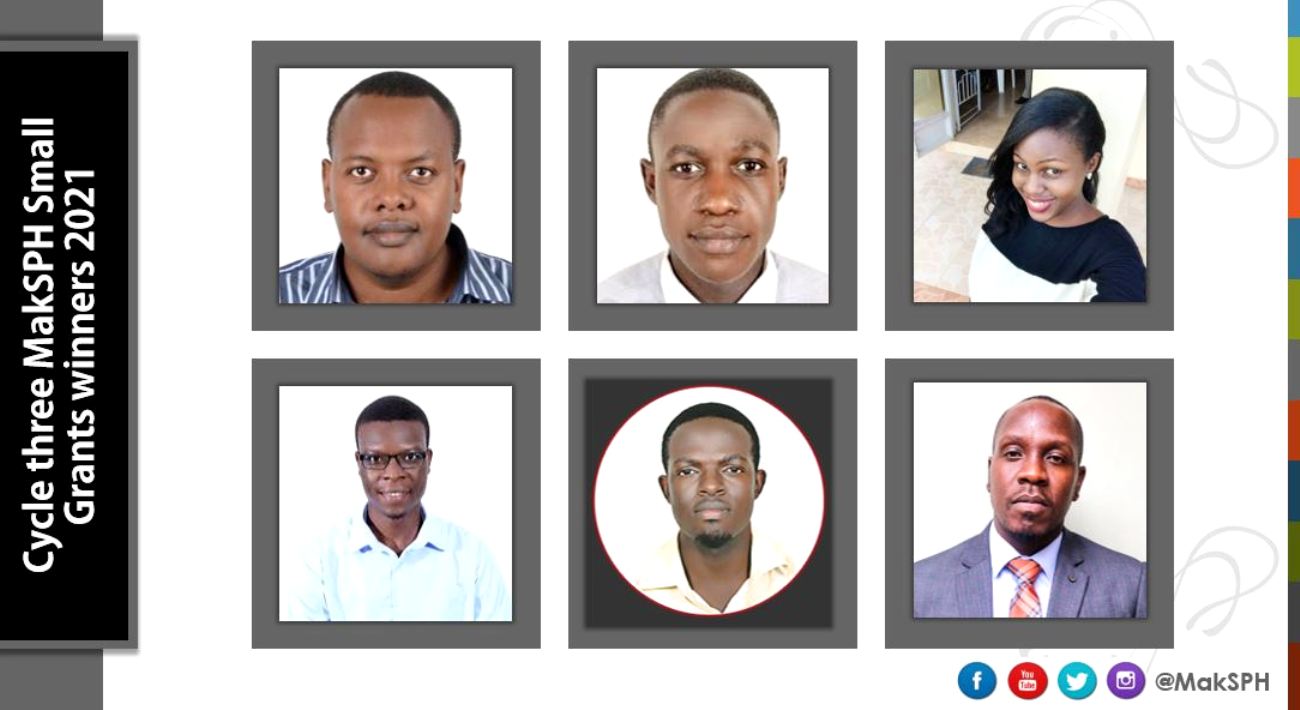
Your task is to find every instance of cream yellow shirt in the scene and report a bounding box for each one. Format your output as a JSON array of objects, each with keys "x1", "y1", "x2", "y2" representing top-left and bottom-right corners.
[{"x1": 635, "y1": 532, "x2": 795, "y2": 614}]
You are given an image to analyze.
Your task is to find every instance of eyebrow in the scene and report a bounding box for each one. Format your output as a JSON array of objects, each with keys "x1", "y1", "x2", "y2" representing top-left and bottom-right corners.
[
  {"x1": 664, "y1": 139, "x2": 775, "y2": 161},
  {"x1": 1012, "y1": 152, "x2": 1067, "y2": 164},
  {"x1": 996, "y1": 434, "x2": 1075, "y2": 453},
  {"x1": 670, "y1": 454, "x2": 750, "y2": 467}
]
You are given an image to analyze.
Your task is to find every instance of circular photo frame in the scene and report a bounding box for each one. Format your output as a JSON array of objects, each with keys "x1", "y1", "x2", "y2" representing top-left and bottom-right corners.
[{"x1": 593, "y1": 385, "x2": 825, "y2": 616}]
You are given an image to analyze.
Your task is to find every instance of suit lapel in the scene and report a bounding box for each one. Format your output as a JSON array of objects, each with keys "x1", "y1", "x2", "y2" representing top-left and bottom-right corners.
[
  {"x1": 1048, "y1": 528, "x2": 1088, "y2": 618},
  {"x1": 957, "y1": 528, "x2": 993, "y2": 617}
]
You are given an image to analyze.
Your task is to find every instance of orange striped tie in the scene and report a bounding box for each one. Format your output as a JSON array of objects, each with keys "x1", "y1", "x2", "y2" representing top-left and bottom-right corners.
[{"x1": 1006, "y1": 557, "x2": 1043, "y2": 618}]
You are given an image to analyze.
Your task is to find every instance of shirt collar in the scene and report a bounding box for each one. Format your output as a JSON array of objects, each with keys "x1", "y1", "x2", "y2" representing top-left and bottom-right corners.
[
  {"x1": 987, "y1": 524, "x2": 1063, "y2": 585},
  {"x1": 658, "y1": 250, "x2": 779, "y2": 304},
  {"x1": 326, "y1": 224, "x2": 508, "y2": 304},
  {"x1": 348, "y1": 505, "x2": 448, "y2": 554}
]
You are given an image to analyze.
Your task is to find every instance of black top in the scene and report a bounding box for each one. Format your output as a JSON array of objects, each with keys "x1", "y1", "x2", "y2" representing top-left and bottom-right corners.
[{"x1": 984, "y1": 215, "x2": 1146, "y2": 302}]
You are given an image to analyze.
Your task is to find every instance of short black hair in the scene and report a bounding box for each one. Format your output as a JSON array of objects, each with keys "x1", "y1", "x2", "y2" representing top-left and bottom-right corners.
[
  {"x1": 326, "y1": 70, "x2": 461, "y2": 159},
  {"x1": 992, "y1": 395, "x2": 1085, "y2": 462},
  {"x1": 355, "y1": 395, "x2": 430, "y2": 448},
  {"x1": 661, "y1": 402, "x2": 761, "y2": 471},
  {"x1": 646, "y1": 68, "x2": 780, "y2": 158}
]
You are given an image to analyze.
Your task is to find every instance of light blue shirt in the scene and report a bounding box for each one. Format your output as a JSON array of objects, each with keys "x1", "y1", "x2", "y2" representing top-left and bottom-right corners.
[
  {"x1": 988, "y1": 525, "x2": 1062, "y2": 618},
  {"x1": 287, "y1": 507, "x2": 511, "y2": 622}
]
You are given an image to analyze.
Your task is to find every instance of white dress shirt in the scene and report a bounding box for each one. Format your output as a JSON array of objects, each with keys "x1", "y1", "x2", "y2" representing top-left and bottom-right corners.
[{"x1": 659, "y1": 250, "x2": 779, "y2": 304}]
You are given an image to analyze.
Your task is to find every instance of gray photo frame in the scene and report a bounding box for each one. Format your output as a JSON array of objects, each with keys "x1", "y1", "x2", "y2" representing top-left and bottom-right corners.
[
  {"x1": 569, "y1": 359, "x2": 857, "y2": 648},
  {"x1": 251, "y1": 359, "x2": 540, "y2": 649},
  {"x1": 885, "y1": 41, "x2": 1173, "y2": 330},
  {"x1": 569, "y1": 41, "x2": 857, "y2": 331},
  {"x1": 250, "y1": 41, "x2": 540, "y2": 331},
  {"x1": 883, "y1": 358, "x2": 1174, "y2": 648}
]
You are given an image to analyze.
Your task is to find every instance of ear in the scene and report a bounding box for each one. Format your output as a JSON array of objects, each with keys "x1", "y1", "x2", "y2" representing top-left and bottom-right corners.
[
  {"x1": 321, "y1": 159, "x2": 335, "y2": 213},
  {"x1": 1086, "y1": 152, "x2": 1101, "y2": 175},
  {"x1": 753, "y1": 469, "x2": 767, "y2": 499},
  {"x1": 986, "y1": 456, "x2": 993, "y2": 493},
  {"x1": 777, "y1": 157, "x2": 788, "y2": 198},
  {"x1": 451, "y1": 158, "x2": 466, "y2": 214},
  {"x1": 658, "y1": 473, "x2": 670, "y2": 503},
  {"x1": 1072, "y1": 465, "x2": 1087, "y2": 501},
  {"x1": 640, "y1": 158, "x2": 658, "y2": 204}
]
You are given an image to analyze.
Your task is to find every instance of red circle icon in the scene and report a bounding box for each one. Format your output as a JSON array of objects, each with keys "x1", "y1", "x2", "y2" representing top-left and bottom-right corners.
[{"x1": 1008, "y1": 662, "x2": 1048, "y2": 699}]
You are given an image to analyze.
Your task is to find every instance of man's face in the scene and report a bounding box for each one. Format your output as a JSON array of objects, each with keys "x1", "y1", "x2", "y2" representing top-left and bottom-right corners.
[
  {"x1": 658, "y1": 417, "x2": 766, "y2": 547},
  {"x1": 356, "y1": 419, "x2": 430, "y2": 520},
  {"x1": 323, "y1": 95, "x2": 464, "y2": 285},
  {"x1": 641, "y1": 89, "x2": 786, "y2": 288},
  {"x1": 987, "y1": 400, "x2": 1086, "y2": 549}
]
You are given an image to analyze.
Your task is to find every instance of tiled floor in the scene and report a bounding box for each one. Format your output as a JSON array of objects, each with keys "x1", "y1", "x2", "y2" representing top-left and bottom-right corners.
[{"x1": 912, "y1": 138, "x2": 1148, "y2": 300}]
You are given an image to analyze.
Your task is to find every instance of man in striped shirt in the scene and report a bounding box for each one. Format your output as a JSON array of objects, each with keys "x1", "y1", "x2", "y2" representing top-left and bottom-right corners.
[{"x1": 279, "y1": 71, "x2": 512, "y2": 304}]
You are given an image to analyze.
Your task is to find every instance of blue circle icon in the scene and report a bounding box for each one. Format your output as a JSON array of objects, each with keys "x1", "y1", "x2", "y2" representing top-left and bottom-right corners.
[
  {"x1": 958, "y1": 662, "x2": 997, "y2": 699},
  {"x1": 1058, "y1": 662, "x2": 1098, "y2": 699}
]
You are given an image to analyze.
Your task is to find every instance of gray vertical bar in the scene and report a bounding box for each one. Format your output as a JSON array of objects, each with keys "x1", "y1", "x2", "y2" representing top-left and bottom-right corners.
[{"x1": 1, "y1": 2, "x2": 108, "y2": 708}]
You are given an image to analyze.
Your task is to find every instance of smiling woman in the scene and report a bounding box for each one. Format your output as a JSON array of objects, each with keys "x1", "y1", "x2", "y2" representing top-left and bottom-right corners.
[{"x1": 968, "y1": 88, "x2": 1147, "y2": 302}]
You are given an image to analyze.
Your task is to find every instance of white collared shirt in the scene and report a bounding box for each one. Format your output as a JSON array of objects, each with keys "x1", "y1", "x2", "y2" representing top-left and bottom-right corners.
[
  {"x1": 659, "y1": 250, "x2": 780, "y2": 304},
  {"x1": 636, "y1": 531, "x2": 794, "y2": 614},
  {"x1": 988, "y1": 525, "x2": 1063, "y2": 618}
]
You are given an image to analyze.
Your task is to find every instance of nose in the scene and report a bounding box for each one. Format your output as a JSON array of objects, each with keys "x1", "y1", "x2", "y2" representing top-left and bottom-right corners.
[
  {"x1": 697, "y1": 170, "x2": 740, "y2": 215},
  {"x1": 374, "y1": 171, "x2": 412, "y2": 212},
  {"x1": 1024, "y1": 172, "x2": 1044, "y2": 195},
  {"x1": 698, "y1": 466, "x2": 726, "y2": 495},
  {"x1": 1018, "y1": 454, "x2": 1048, "y2": 485}
]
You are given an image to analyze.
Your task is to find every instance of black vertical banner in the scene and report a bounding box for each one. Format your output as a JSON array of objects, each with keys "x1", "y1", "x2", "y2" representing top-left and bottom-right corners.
[{"x1": 1, "y1": 44, "x2": 132, "y2": 645}]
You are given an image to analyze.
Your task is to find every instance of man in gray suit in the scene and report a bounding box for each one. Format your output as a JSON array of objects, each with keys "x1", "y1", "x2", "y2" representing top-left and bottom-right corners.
[{"x1": 913, "y1": 396, "x2": 1147, "y2": 618}]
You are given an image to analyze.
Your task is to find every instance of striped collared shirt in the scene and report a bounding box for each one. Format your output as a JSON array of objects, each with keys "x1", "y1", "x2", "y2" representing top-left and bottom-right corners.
[{"x1": 278, "y1": 224, "x2": 512, "y2": 304}]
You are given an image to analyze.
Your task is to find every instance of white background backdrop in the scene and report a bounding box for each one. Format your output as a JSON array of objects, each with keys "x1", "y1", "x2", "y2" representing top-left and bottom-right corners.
[
  {"x1": 912, "y1": 382, "x2": 1147, "y2": 562},
  {"x1": 275, "y1": 385, "x2": 514, "y2": 619},
  {"x1": 104, "y1": 1, "x2": 1287, "y2": 708},
  {"x1": 592, "y1": 386, "x2": 825, "y2": 600},
  {"x1": 595, "y1": 67, "x2": 830, "y2": 283},
  {"x1": 277, "y1": 67, "x2": 514, "y2": 265}
]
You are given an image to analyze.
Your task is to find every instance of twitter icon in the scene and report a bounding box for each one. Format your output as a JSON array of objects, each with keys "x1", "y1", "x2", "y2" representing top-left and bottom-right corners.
[{"x1": 1058, "y1": 662, "x2": 1097, "y2": 700}]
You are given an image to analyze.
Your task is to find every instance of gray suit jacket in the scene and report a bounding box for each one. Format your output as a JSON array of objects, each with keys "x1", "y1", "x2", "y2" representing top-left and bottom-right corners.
[
  {"x1": 596, "y1": 251, "x2": 828, "y2": 304},
  {"x1": 913, "y1": 526, "x2": 1147, "y2": 618}
]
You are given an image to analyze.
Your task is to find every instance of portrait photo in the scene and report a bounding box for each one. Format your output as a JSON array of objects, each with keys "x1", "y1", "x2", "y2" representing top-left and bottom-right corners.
[
  {"x1": 593, "y1": 386, "x2": 825, "y2": 617},
  {"x1": 912, "y1": 381, "x2": 1147, "y2": 619},
  {"x1": 277, "y1": 67, "x2": 513, "y2": 305},
  {"x1": 883, "y1": 42, "x2": 1172, "y2": 331},
  {"x1": 912, "y1": 68, "x2": 1147, "y2": 303},
  {"x1": 250, "y1": 41, "x2": 541, "y2": 332},
  {"x1": 568, "y1": 42, "x2": 857, "y2": 332},
  {"x1": 594, "y1": 67, "x2": 830, "y2": 305},
  {"x1": 277, "y1": 385, "x2": 513, "y2": 623}
]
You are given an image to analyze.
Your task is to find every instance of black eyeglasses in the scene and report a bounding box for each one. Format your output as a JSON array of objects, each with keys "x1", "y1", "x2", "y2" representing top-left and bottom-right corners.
[{"x1": 357, "y1": 450, "x2": 427, "y2": 471}]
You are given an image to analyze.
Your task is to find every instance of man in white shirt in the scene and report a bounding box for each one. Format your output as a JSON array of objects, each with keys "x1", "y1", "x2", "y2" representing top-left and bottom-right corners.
[
  {"x1": 912, "y1": 396, "x2": 1147, "y2": 618},
  {"x1": 597, "y1": 68, "x2": 827, "y2": 304},
  {"x1": 635, "y1": 402, "x2": 795, "y2": 614}
]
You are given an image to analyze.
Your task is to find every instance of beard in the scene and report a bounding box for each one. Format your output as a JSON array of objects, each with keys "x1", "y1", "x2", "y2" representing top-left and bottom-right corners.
[{"x1": 694, "y1": 531, "x2": 735, "y2": 550}]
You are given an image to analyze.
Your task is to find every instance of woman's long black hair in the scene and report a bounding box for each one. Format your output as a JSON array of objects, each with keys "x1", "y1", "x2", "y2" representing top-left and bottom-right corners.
[{"x1": 983, "y1": 87, "x2": 1106, "y2": 238}]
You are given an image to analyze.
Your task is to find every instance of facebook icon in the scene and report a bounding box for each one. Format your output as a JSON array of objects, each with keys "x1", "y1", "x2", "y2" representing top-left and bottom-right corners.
[{"x1": 958, "y1": 662, "x2": 997, "y2": 699}]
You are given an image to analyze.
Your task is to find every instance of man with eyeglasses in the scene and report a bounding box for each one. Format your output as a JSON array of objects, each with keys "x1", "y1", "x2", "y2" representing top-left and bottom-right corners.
[{"x1": 284, "y1": 395, "x2": 510, "y2": 621}]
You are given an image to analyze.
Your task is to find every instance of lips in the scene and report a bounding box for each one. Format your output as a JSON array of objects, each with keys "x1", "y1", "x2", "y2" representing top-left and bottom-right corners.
[
  {"x1": 365, "y1": 220, "x2": 419, "y2": 247},
  {"x1": 694, "y1": 499, "x2": 730, "y2": 521},
  {"x1": 1022, "y1": 195, "x2": 1055, "y2": 214},
  {"x1": 688, "y1": 225, "x2": 748, "y2": 255},
  {"x1": 380, "y1": 490, "x2": 411, "y2": 501},
  {"x1": 1012, "y1": 494, "x2": 1051, "y2": 508}
]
